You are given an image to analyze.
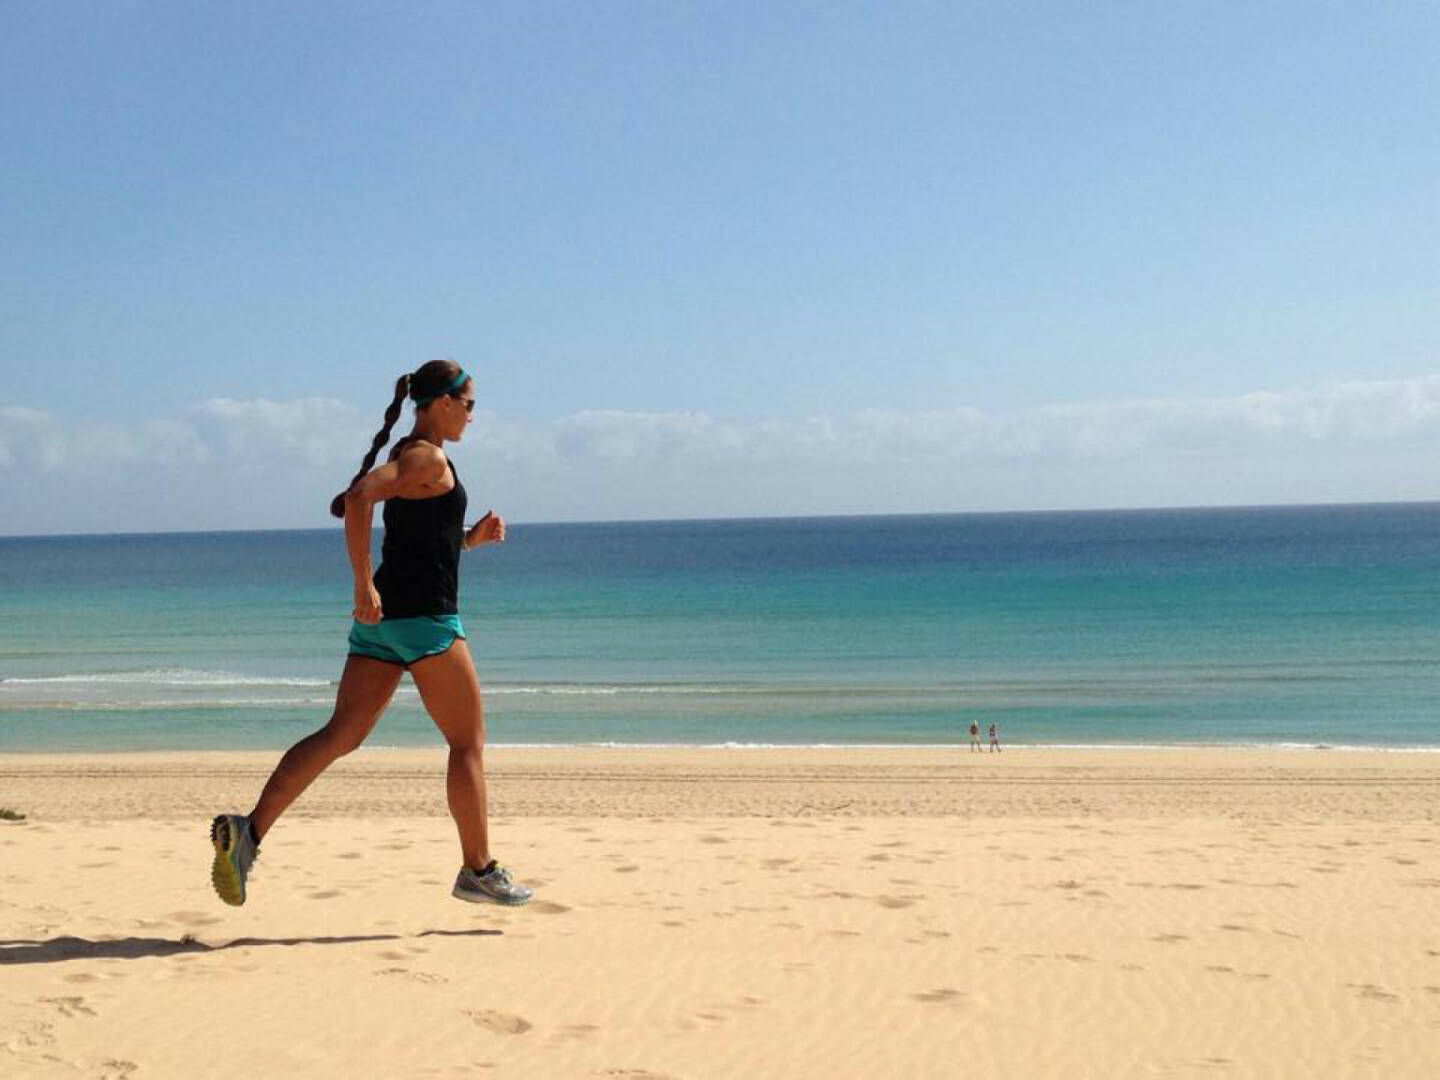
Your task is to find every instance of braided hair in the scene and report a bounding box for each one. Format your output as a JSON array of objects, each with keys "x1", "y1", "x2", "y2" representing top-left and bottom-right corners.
[{"x1": 328, "y1": 360, "x2": 466, "y2": 518}]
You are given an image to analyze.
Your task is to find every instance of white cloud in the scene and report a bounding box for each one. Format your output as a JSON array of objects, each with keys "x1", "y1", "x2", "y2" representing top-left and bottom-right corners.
[
  {"x1": 554, "y1": 410, "x2": 747, "y2": 462},
  {"x1": 530, "y1": 376, "x2": 1440, "y2": 470},
  {"x1": 0, "y1": 405, "x2": 66, "y2": 469},
  {"x1": 191, "y1": 397, "x2": 370, "y2": 470},
  {"x1": 4, "y1": 374, "x2": 1440, "y2": 533}
]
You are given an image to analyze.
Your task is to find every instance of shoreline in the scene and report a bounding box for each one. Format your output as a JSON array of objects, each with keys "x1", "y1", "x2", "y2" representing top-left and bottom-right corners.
[
  {"x1": 4, "y1": 739, "x2": 1440, "y2": 754},
  {"x1": 5, "y1": 744, "x2": 1438, "y2": 822}
]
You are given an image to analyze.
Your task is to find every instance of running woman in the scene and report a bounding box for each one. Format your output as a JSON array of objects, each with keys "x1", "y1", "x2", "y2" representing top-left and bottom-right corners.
[{"x1": 210, "y1": 360, "x2": 532, "y2": 907}]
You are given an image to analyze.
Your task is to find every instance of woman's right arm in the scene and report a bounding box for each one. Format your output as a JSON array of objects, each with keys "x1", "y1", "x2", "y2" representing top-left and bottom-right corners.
[
  {"x1": 343, "y1": 445, "x2": 449, "y2": 624},
  {"x1": 344, "y1": 472, "x2": 388, "y2": 624}
]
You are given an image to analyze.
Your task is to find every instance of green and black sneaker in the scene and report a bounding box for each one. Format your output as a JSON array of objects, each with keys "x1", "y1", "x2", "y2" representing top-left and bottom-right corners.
[{"x1": 210, "y1": 814, "x2": 258, "y2": 906}]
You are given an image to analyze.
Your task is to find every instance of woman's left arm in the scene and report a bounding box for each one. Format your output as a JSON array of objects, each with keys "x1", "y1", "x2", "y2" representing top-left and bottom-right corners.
[{"x1": 464, "y1": 510, "x2": 505, "y2": 551}]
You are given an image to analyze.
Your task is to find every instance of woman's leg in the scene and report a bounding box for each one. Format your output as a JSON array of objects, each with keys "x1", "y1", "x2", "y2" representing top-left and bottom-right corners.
[
  {"x1": 248, "y1": 655, "x2": 404, "y2": 841},
  {"x1": 408, "y1": 639, "x2": 490, "y2": 869}
]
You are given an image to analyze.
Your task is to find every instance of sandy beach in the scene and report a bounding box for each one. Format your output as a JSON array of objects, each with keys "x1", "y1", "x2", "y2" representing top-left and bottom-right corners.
[{"x1": 3, "y1": 746, "x2": 1438, "y2": 1078}]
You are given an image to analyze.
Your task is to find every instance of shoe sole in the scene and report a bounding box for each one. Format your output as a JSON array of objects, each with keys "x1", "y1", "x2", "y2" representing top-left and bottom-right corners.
[
  {"x1": 210, "y1": 815, "x2": 247, "y2": 907},
  {"x1": 451, "y1": 885, "x2": 532, "y2": 906}
]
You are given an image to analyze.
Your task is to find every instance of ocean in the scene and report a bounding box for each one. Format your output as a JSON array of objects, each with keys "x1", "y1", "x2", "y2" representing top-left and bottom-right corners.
[{"x1": 2, "y1": 505, "x2": 1438, "y2": 752}]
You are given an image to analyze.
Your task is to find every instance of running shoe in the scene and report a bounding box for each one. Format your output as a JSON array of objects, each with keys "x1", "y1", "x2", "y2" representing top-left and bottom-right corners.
[
  {"x1": 452, "y1": 861, "x2": 533, "y2": 906},
  {"x1": 210, "y1": 813, "x2": 259, "y2": 906}
]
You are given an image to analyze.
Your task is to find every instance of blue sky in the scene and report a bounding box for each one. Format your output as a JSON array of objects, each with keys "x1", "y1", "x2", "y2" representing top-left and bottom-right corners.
[{"x1": 2, "y1": 3, "x2": 1437, "y2": 533}]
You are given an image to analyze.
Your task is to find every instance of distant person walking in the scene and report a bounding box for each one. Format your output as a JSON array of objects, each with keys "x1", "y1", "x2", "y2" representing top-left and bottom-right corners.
[
  {"x1": 969, "y1": 720, "x2": 982, "y2": 753},
  {"x1": 989, "y1": 722, "x2": 1001, "y2": 752},
  {"x1": 209, "y1": 360, "x2": 532, "y2": 908}
]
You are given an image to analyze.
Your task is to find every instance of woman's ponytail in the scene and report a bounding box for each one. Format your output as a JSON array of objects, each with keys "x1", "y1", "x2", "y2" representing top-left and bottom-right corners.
[{"x1": 329, "y1": 374, "x2": 410, "y2": 518}]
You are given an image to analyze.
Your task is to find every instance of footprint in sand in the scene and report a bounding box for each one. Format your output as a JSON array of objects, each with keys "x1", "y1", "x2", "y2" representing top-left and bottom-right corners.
[
  {"x1": 613, "y1": 865, "x2": 639, "y2": 874},
  {"x1": 1152, "y1": 934, "x2": 1190, "y2": 944},
  {"x1": 99, "y1": 1061, "x2": 138, "y2": 1080},
  {"x1": 167, "y1": 911, "x2": 223, "y2": 928},
  {"x1": 307, "y1": 890, "x2": 342, "y2": 900},
  {"x1": 552, "y1": 1023, "x2": 599, "y2": 1041},
  {"x1": 376, "y1": 967, "x2": 448, "y2": 985},
  {"x1": 1206, "y1": 966, "x2": 1271, "y2": 980},
  {"x1": 913, "y1": 988, "x2": 966, "y2": 1005},
  {"x1": 1348, "y1": 983, "x2": 1400, "y2": 1003},
  {"x1": 529, "y1": 900, "x2": 571, "y2": 915},
  {"x1": 39, "y1": 996, "x2": 96, "y2": 1018},
  {"x1": 464, "y1": 1009, "x2": 532, "y2": 1034},
  {"x1": 337, "y1": 852, "x2": 362, "y2": 860},
  {"x1": 598, "y1": 1071, "x2": 676, "y2": 1080},
  {"x1": 875, "y1": 896, "x2": 917, "y2": 909},
  {"x1": 699, "y1": 835, "x2": 728, "y2": 845}
]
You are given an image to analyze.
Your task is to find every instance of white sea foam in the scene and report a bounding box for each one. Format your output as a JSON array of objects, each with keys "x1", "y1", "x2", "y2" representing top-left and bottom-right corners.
[
  {"x1": 0, "y1": 669, "x2": 330, "y2": 688},
  {"x1": 486, "y1": 684, "x2": 745, "y2": 697},
  {"x1": 0, "y1": 673, "x2": 749, "y2": 696},
  {"x1": 27, "y1": 698, "x2": 333, "y2": 711}
]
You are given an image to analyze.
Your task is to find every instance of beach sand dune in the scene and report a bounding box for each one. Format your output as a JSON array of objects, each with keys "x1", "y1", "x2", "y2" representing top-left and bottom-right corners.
[{"x1": 2, "y1": 748, "x2": 1438, "y2": 1078}]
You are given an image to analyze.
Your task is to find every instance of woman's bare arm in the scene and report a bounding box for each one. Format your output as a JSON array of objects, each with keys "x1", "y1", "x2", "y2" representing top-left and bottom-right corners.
[{"x1": 343, "y1": 443, "x2": 450, "y2": 623}]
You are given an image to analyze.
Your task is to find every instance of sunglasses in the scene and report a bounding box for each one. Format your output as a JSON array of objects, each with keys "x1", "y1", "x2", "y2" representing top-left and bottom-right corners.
[{"x1": 450, "y1": 393, "x2": 476, "y2": 414}]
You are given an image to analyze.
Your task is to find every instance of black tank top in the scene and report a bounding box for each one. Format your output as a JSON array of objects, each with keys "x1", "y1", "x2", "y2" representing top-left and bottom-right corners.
[{"x1": 372, "y1": 447, "x2": 467, "y2": 619}]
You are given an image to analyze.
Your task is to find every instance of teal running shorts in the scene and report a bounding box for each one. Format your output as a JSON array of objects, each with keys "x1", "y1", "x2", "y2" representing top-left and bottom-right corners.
[{"x1": 347, "y1": 614, "x2": 466, "y2": 668}]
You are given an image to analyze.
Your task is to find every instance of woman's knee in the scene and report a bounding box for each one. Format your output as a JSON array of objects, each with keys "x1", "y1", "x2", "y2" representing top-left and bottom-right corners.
[{"x1": 440, "y1": 713, "x2": 486, "y2": 751}]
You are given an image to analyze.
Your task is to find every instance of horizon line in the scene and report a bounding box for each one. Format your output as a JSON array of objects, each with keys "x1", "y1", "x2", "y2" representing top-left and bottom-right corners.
[{"x1": 3, "y1": 497, "x2": 1439, "y2": 543}]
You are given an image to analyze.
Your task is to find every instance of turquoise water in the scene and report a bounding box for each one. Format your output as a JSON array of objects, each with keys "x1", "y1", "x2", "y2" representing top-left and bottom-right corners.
[{"x1": 3, "y1": 505, "x2": 1439, "y2": 750}]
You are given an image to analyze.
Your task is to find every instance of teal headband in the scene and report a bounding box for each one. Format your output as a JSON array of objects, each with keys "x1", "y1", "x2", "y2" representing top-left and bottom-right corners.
[{"x1": 412, "y1": 368, "x2": 470, "y2": 407}]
